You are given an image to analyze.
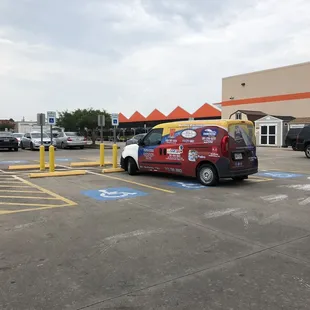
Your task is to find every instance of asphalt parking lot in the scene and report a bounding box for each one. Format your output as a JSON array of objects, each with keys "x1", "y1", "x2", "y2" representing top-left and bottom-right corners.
[{"x1": 1, "y1": 147, "x2": 310, "y2": 309}]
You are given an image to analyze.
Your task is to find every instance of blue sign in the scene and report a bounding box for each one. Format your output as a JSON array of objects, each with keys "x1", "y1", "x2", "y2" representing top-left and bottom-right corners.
[
  {"x1": 256, "y1": 171, "x2": 303, "y2": 178},
  {"x1": 48, "y1": 117, "x2": 55, "y2": 124},
  {"x1": 111, "y1": 113, "x2": 119, "y2": 126},
  {"x1": 0, "y1": 160, "x2": 28, "y2": 165},
  {"x1": 166, "y1": 181, "x2": 206, "y2": 190},
  {"x1": 82, "y1": 187, "x2": 148, "y2": 201}
]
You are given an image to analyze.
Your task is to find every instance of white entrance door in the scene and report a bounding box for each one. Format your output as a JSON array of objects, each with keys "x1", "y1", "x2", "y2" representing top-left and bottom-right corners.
[{"x1": 260, "y1": 124, "x2": 277, "y2": 145}]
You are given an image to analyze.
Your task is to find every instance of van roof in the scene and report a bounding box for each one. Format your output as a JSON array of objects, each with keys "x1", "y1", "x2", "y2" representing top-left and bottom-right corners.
[{"x1": 153, "y1": 119, "x2": 253, "y2": 129}]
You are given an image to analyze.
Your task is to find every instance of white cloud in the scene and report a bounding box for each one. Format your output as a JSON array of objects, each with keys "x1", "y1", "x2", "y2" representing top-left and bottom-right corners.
[{"x1": 0, "y1": 0, "x2": 309, "y2": 120}]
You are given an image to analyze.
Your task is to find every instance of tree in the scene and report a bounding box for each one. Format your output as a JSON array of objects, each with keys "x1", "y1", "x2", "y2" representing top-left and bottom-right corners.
[
  {"x1": 0, "y1": 123, "x2": 15, "y2": 131},
  {"x1": 57, "y1": 108, "x2": 111, "y2": 144}
]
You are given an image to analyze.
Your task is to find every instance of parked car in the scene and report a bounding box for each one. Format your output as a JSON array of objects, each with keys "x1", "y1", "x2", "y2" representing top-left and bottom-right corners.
[
  {"x1": 12, "y1": 133, "x2": 25, "y2": 147},
  {"x1": 55, "y1": 132, "x2": 87, "y2": 149},
  {"x1": 0, "y1": 132, "x2": 18, "y2": 151},
  {"x1": 295, "y1": 125, "x2": 310, "y2": 158},
  {"x1": 121, "y1": 119, "x2": 258, "y2": 186},
  {"x1": 125, "y1": 133, "x2": 147, "y2": 146},
  {"x1": 284, "y1": 128, "x2": 302, "y2": 150},
  {"x1": 20, "y1": 132, "x2": 56, "y2": 150}
]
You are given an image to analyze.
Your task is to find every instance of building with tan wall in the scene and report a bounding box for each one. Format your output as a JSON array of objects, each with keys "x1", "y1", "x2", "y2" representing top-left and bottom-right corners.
[{"x1": 221, "y1": 61, "x2": 310, "y2": 119}]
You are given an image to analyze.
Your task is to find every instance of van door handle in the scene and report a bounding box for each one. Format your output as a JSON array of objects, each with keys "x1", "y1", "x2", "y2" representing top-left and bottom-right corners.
[
  {"x1": 159, "y1": 148, "x2": 162, "y2": 155},
  {"x1": 163, "y1": 149, "x2": 167, "y2": 155}
]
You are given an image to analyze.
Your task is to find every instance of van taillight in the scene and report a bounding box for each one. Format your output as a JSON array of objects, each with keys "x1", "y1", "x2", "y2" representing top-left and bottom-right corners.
[{"x1": 221, "y1": 135, "x2": 229, "y2": 157}]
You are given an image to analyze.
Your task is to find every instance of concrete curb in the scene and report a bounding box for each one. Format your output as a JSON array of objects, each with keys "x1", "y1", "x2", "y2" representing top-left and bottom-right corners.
[{"x1": 29, "y1": 170, "x2": 87, "y2": 178}]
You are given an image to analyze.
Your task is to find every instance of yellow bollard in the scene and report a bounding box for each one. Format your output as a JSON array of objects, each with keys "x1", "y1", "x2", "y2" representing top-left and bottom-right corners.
[
  {"x1": 39, "y1": 145, "x2": 45, "y2": 171},
  {"x1": 99, "y1": 143, "x2": 105, "y2": 167},
  {"x1": 112, "y1": 144, "x2": 118, "y2": 169},
  {"x1": 49, "y1": 145, "x2": 55, "y2": 172}
]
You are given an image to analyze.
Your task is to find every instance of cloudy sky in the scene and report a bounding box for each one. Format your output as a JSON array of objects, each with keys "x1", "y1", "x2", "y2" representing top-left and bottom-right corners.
[{"x1": 1, "y1": 0, "x2": 309, "y2": 121}]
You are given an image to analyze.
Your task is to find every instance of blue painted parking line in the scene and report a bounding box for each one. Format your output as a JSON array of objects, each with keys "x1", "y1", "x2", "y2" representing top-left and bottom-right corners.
[
  {"x1": 55, "y1": 158, "x2": 72, "y2": 162},
  {"x1": 256, "y1": 171, "x2": 303, "y2": 178},
  {"x1": 165, "y1": 181, "x2": 206, "y2": 190},
  {"x1": 82, "y1": 187, "x2": 148, "y2": 201},
  {"x1": 0, "y1": 160, "x2": 28, "y2": 165}
]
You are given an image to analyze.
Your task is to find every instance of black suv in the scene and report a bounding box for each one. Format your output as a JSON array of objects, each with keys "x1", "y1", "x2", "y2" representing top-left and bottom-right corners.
[
  {"x1": 295, "y1": 125, "x2": 310, "y2": 158},
  {"x1": 284, "y1": 127, "x2": 302, "y2": 150}
]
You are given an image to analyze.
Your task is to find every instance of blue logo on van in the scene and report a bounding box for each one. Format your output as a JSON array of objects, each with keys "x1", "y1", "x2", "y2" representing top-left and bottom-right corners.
[{"x1": 201, "y1": 128, "x2": 218, "y2": 137}]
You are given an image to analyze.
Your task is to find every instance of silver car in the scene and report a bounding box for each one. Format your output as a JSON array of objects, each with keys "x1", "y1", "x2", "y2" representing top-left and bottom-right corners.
[
  {"x1": 12, "y1": 133, "x2": 25, "y2": 147},
  {"x1": 55, "y1": 132, "x2": 86, "y2": 149},
  {"x1": 20, "y1": 132, "x2": 56, "y2": 150}
]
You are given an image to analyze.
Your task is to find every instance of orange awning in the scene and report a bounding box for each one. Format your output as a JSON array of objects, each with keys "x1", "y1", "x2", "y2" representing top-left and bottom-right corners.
[
  {"x1": 192, "y1": 103, "x2": 221, "y2": 118},
  {"x1": 145, "y1": 109, "x2": 166, "y2": 121},
  {"x1": 128, "y1": 111, "x2": 146, "y2": 122},
  {"x1": 118, "y1": 113, "x2": 128, "y2": 123},
  {"x1": 167, "y1": 106, "x2": 191, "y2": 120}
]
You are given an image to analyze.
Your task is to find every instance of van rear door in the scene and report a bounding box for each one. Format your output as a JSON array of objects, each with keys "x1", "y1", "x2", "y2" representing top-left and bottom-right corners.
[{"x1": 228, "y1": 123, "x2": 257, "y2": 170}]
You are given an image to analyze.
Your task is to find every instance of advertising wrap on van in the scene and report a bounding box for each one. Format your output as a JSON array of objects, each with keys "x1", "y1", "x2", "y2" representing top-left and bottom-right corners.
[{"x1": 132, "y1": 120, "x2": 258, "y2": 179}]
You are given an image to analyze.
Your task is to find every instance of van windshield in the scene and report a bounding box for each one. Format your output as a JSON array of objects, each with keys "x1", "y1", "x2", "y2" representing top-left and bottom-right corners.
[{"x1": 228, "y1": 124, "x2": 255, "y2": 148}]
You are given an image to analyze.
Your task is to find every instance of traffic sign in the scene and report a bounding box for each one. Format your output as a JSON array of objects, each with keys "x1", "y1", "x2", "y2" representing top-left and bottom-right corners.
[
  {"x1": 98, "y1": 115, "x2": 105, "y2": 127},
  {"x1": 47, "y1": 111, "x2": 56, "y2": 125},
  {"x1": 37, "y1": 113, "x2": 46, "y2": 126},
  {"x1": 111, "y1": 113, "x2": 119, "y2": 127}
]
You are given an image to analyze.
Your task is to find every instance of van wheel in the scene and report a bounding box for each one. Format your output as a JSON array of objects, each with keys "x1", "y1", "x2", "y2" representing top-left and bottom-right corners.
[
  {"x1": 232, "y1": 176, "x2": 248, "y2": 181},
  {"x1": 197, "y1": 164, "x2": 218, "y2": 186},
  {"x1": 305, "y1": 145, "x2": 310, "y2": 158},
  {"x1": 127, "y1": 158, "x2": 138, "y2": 175}
]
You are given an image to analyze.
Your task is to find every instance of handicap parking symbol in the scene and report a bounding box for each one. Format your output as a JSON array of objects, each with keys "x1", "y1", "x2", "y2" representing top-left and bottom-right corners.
[
  {"x1": 82, "y1": 187, "x2": 148, "y2": 201},
  {"x1": 166, "y1": 181, "x2": 206, "y2": 190},
  {"x1": 256, "y1": 171, "x2": 303, "y2": 178},
  {"x1": 0, "y1": 160, "x2": 28, "y2": 165}
]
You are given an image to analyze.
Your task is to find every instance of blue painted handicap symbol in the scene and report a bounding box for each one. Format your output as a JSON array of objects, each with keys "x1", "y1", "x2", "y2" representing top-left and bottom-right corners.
[
  {"x1": 82, "y1": 187, "x2": 148, "y2": 201},
  {"x1": 166, "y1": 181, "x2": 206, "y2": 190},
  {"x1": 0, "y1": 160, "x2": 28, "y2": 165},
  {"x1": 256, "y1": 171, "x2": 303, "y2": 178}
]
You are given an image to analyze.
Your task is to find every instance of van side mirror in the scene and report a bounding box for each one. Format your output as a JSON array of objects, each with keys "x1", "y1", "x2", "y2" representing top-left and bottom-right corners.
[{"x1": 138, "y1": 139, "x2": 144, "y2": 146}]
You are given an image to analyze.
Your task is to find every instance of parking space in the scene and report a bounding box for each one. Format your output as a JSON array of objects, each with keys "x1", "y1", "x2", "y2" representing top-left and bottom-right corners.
[
  {"x1": 0, "y1": 174, "x2": 76, "y2": 215},
  {"x1": 1, "y1": 147, "x2": 310, "y2": 309}
]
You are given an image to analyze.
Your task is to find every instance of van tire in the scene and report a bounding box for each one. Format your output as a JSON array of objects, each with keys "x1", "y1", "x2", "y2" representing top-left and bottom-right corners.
[
  {"x1": 127, "y1": 158, "x2": 138, "y2": 175},
  {"x1": 197, "y1": 164, "x2": 218, "y2": 186},
  {"x1": 305, "y1": 145, "x2": 310, "y2": 158}
]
